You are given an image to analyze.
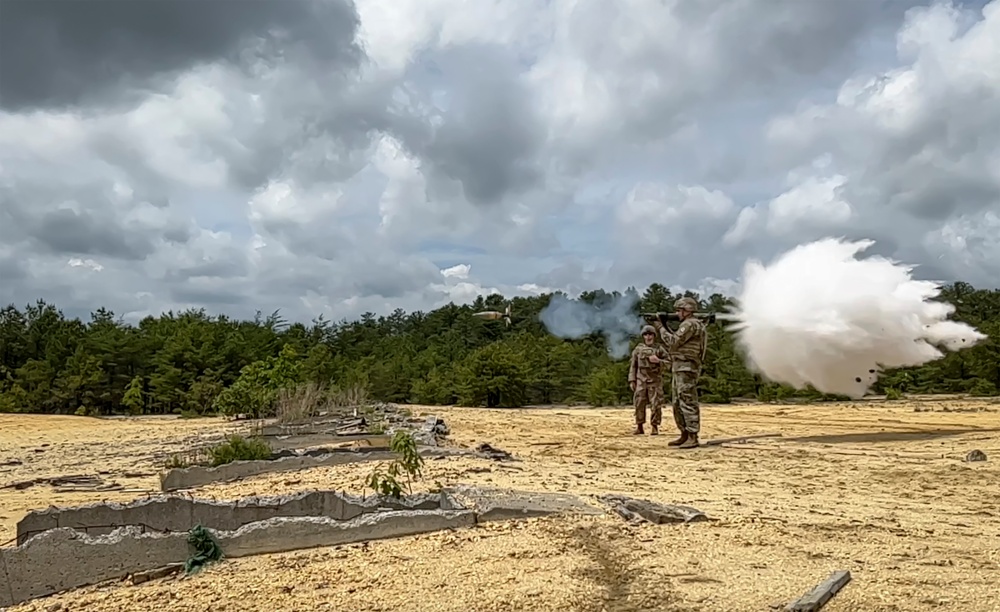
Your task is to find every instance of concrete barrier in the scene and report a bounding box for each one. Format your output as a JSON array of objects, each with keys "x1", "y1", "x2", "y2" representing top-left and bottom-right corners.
[
  {"x1": 159, "y1": 446, "x2": 471, "y2": 492},
  {"x1": 0, "y1": 509, "x2": 476, "y2": 608},
  {"x1": 16, "y1": 489, "x2": 458, "y2": 546},
  {"x1": 2, "y1": 485, "x2": 613, "y2": 609}
]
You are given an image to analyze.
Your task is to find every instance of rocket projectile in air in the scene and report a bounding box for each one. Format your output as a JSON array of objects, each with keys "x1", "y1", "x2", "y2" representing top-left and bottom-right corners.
[{"x1": 472, "y1": 304, "x2": 512, "y2": 327}]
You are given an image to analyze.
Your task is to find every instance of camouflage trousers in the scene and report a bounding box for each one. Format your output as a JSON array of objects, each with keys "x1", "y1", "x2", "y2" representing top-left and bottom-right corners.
[
  {"x1": 633, "y1": 379, "x2": 663, "y2": 426},
  {"x1": 671, "y1": 370, "x2": 700, "y2": 434}
]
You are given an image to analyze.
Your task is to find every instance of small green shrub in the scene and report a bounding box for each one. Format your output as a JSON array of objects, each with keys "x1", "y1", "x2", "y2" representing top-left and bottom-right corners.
[
  {"x1": 969, "y1": 378, "x2": 999, "y2": 397},
  {"x1": 365, "y1": 430, "x2": 424, "y2": 499},
  {"x1": 885, "y1": 387, "x2": 903, "y2": 400},
  {"x1": 208, "y1": 435, "x2": 273, "y2": 467}
]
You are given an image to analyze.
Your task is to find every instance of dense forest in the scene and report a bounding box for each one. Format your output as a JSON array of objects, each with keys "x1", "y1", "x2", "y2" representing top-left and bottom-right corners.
[{"x1": 1, "y1": 281, "x2": 999, "y2": 417}]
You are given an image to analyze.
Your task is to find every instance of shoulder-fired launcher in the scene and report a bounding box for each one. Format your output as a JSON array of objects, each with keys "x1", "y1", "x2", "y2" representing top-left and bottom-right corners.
[{"x1": 642, "y1": 311, "x2": 717, "y2": 325}]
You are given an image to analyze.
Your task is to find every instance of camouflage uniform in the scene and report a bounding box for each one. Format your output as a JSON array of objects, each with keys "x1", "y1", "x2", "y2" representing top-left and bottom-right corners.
[
  {"x1": 628, "y1": 325, "x2": 669, "y2": 435},
  {"x1": 657, "y1": 297, "x2": 708, "y2": 448}
]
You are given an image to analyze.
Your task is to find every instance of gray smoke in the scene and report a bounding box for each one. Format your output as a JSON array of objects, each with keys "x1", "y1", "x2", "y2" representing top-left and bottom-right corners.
[{"x1": 539, "y1": 293, "x2": 644, "y2": 359}]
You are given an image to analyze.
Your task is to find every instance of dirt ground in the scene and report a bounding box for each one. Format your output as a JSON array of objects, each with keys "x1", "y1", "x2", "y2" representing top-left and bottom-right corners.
[{"x1": 2, "y1": 398, "x2": 1000, "y2": 612}]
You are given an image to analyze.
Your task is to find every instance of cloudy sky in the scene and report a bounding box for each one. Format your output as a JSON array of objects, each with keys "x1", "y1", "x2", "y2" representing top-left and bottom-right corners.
[{"x1": 1, "y1": 0, "x2": 998, "y2": 323}]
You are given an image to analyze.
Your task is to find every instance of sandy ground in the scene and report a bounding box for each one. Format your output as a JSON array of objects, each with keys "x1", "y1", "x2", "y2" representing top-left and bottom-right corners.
[{"x1": 2, "y1": 398, "x2": 1000, "y2": 612}]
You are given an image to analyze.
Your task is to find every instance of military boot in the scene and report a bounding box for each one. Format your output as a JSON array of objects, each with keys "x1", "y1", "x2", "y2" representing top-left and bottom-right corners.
[
  {"x1": 650, "y1": 425, "x2": 659, "y2": 436},
  {"x1": 666, "y1": 431, "x2": 688, "y2": 446},
  {"x1": 678, "y1": 433, "x2": 700, "y2": 449},
  {"x1": 633, "y1": 424, "x2": 645, "y2": 435}
]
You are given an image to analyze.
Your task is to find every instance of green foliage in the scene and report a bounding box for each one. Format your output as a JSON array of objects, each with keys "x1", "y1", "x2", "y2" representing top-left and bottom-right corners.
[
  {"x1": 585, "y1": 362, "x2": 631, "y2": 406},
  {"x1": 1, "y1": 284, "x2": 1000, "y2": 415},
  {"x1": 365, "y1": 430, "x2": 424, "y2": 499},
  {"x1": 123, "y1": 375, "x2": 144, "y2": 415},
  {"x1": 456, "y1": 341, "x2": 530, "y2": 407},
  {"x1": 207, "y1": 435, "x2": 273, "y2": 467},
  {"x1": 969, "y1": 378, "x2": 998, "y2": 397},
  {"x1": 212, "y1": 345, "x2": 302, "y2": 418},
  {"x1": 885, "y1": 387, "x2": 903, "y2": 400},
  {"x1": 185, "y1": 525, "x2": 224, "y2": 575}
]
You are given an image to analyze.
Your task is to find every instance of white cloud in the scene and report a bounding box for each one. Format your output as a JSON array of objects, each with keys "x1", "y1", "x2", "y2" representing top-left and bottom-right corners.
[{"x1": 2, "y1": 0, "x2": 998, "y2": 322}]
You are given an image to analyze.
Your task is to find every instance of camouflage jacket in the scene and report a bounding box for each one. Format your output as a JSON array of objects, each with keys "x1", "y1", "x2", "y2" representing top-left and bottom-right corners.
[
  {"x1": 629, "y1": 344, "x2": 669, "y2": 383},
  {"x1": 658, "y1": 318, "x2": 707, "y2": 372}
]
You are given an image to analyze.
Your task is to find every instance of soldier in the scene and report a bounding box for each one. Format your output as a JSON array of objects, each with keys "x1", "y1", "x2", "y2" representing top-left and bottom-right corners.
[
  {"x1": 654, "y1": 297, "x2": 708, "y2": 448},
  {"x1": 628, "y1": 324, "x2": 669, "y2": 435}
]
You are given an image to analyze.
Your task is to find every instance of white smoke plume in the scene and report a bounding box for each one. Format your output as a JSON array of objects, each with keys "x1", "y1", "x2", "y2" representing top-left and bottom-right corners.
[
  {"x1": 539, "y1": 293, "x2": 643, "y2": 359},
  {"x1": 728, "y1": 238, "x2": 987, "y2": 398}
]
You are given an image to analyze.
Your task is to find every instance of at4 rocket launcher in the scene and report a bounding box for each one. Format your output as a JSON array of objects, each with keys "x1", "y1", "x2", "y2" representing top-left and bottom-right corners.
[{"x1": 641, "y1": 311, "x2": 717, "y2": 325}]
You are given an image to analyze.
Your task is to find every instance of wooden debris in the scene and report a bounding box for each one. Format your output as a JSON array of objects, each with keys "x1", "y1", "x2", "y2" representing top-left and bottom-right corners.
[
  {"x1": 701, "y1": 433, "x2": 782, "y2": 447},
  {"x1": 784, "y1": 570, "x2": 852, "y2": 612},
  {"x1": 53, "y1": 484, "x2": 130, "y2": 493},
  {"x1": 476, "y1": 443, "x2": 516, "y2": 461},
  {"x1": 129, "y1": 563, "x2": 184, "y2": 585},
  {"x1": 598, "y1": 494, "x2": 709, "y2": 524},
  {"x1": 2, "y1": 474, "x2": 108, "y2": 491}
]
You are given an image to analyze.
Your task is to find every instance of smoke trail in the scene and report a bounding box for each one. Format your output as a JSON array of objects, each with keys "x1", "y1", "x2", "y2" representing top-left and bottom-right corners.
[
  {"x1": 728, "y1": 238, "x2": 987, "y2": 398},
  {"x1": 539, "y1": 293, "x2": 644, "y2": 359}
]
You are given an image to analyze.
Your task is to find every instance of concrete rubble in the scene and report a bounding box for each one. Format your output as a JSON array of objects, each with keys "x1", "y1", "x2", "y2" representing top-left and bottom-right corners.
[
  {"x1": 16, "y1": 490, "x2": 453, "y2": 545},
  {"x1": 159, "y1": 446, "x2": 473, "y2": 492},
  {"x1": 0, "y1": 485, "x2": 611, "y2": 609},
  {"x1": 260, "y1": 404, "x2": 441, "y2": 449}
]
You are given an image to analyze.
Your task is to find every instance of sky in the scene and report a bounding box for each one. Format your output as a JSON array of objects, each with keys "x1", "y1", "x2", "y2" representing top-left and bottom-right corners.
[{"x1": 1, "y1": 0, "x2": 999, "y2": 323}]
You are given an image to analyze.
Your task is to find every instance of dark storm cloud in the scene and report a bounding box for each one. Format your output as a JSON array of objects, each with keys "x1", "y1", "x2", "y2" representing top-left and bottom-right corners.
[
  {"x1": 0, "y1": 179, "x2": 192, "y2": 261},
  {"x1": 164, "y1": 256, "x2": 251, "y2": 282},
  {"x1": 0, "y1": 253, "x2": 26, "y2": 284},
  {"x1": 170, "y1": 284, "x2": 249, "y2": 306},
  {"x1": 0, "y1": 0, "x2": 362, "y2": 110},
  {"x1": 31, "y1": 208, "x2": 156, "y2": 260},
  {"x1": 390, "y1": 44, "x2": 545, "y2": 206}
]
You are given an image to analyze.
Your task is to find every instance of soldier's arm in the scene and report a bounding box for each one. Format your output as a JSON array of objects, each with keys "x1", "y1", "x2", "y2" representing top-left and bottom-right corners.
[
  {"x1": 662, "y1": 320, "x2": 697, "y2": 351},
  {"x1": 655, "y1": 322, "x2": 672, "y2": 345},
  {"x1": 628, "y1": 348, "x2": 638, "y2": 383}
]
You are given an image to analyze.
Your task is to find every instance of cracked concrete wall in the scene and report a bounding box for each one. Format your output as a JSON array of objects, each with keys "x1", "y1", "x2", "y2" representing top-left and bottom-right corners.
[
  {"x1": 159, "y1": 447, "x2": 468, "y2": 492},
  {"x1": 17, "y1": 489, "x2": 459, "y2": 546},
  {"x1": 0, "y1": 509, "x2": 476, "y2": 608}
]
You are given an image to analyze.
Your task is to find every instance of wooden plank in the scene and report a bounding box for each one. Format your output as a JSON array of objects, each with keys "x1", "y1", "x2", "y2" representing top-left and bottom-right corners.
[
  {"x1": 785, "y1": 570, "x2": 852, "y2": 612},
  {"x1": 701, "y1": 432, "x2": 782, "y2": 447}
]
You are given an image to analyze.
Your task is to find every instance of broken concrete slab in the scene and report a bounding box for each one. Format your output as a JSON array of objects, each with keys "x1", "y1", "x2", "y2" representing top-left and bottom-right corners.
[
  {"x1": 266, "y1": 433, "x2": 391, "y2": 453},
  {"x1": 16, "y1": 489, "x2": 455, "y2": 545},
  {"x1": 159, "y1": 446, "x2": 473, "y2": 492},
  {"x1": 598, "y1": 494, "x2": 709, "y2": 524},
  {"x1": 0, "y1": 509, "x2": 475, "y2": 609},
  {"x1": 445, "y1": 485, "x2": 605, "y2": 522}
]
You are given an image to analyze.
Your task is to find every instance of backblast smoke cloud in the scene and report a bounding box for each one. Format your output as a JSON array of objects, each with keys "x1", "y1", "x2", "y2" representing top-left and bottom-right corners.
[
  {"x1": 727, "y1": 238, "x2": 986, "y2": 398},
  {"x1": 539, "y1": 293, "x2": 643, "y2": 360}
]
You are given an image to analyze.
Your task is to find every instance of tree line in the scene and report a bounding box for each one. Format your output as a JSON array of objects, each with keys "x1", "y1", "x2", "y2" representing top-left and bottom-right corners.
[{"x1": 1, "y1": 281, "x2": 999, "y2": 416}]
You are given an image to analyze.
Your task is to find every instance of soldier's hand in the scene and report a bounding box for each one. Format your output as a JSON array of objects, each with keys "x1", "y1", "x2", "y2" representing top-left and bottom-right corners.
[
  {"x1": 629, "y1": 382, "x2": 636, "y2": 392},
  {"x1": 648, "y1": 355, "x2": 661, "y2": 364}
]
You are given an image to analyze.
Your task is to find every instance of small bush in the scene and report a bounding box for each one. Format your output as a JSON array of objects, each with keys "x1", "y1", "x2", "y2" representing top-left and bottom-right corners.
[
  {"x1": 885, "y1": 387, "x2": 903, "y2": 400},
  {"x1": 208, "y1": 435, "x2": 273, "y2": 467},
  {"x1": 275, "y1": 382, "x2": 327, "y2": 424},
  {"x1": 164, "y1": 454, "x2": 189, "y2": 469},
  {"x1": 329, "y1": 382, "x2": 370, "y2": 408},
  {"x1": 365, "y1": 430, "x2": 424, "y2": 499},
  {"x1": 969, "y1": 378, "x2": 999, "y2": 397}
]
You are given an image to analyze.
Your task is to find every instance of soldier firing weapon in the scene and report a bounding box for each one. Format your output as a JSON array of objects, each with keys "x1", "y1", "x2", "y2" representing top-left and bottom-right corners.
[{"x1": 472, "y1": 303, "x2": 512, "y2": 327}]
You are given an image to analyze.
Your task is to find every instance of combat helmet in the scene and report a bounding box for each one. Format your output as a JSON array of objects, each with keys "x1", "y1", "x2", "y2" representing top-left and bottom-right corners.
[
  {"x1": 641, "y1": 324, "x2": 656, "y2": 335},
  {"x1": 674, "y1": 297, "x2": 698, "y2": 311}
]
